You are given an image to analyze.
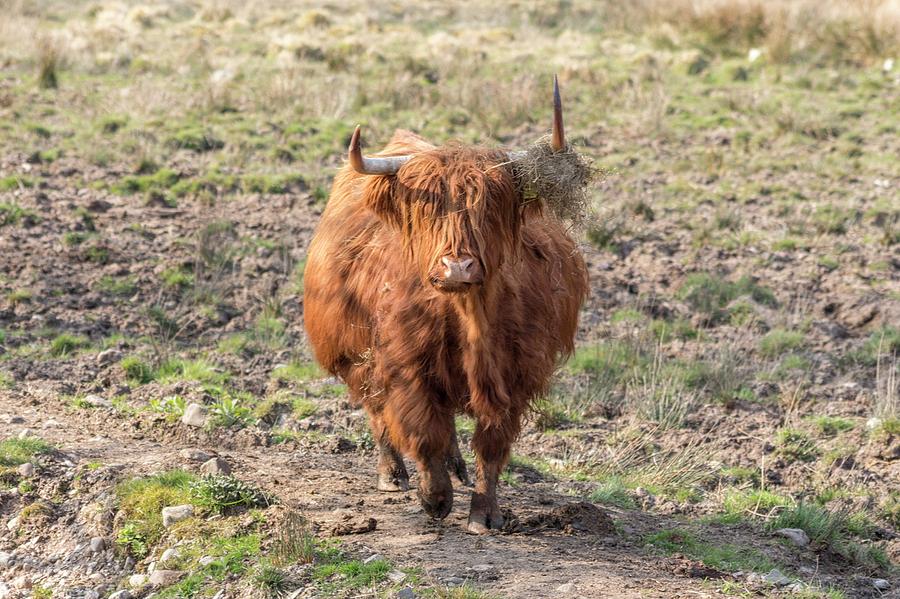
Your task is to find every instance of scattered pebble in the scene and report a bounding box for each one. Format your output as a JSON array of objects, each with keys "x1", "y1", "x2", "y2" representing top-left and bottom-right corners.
[
  {"x1": 198, "y1": 555, "x2": 216, "y2": 567},
  {"x1": 774, "y1": 528, "x2": 810, "y2": 548},
  {"x1": 108, "y1": 592, "x2": 132, "y2": 599},
  {"x1": 84, "y1": 394, "x2": 112, "y2": 408},
  {"x1": 161, "y1": 505, "x2": 194, "y2": 527},
  {"x1": 873, "y1": 579, "x2": 890, "y2": 590},
  {"x1": 17, "y1": 463, "x2": 34, "y2": 477},
  {"x1": 6, "y1": 517, "x2": 20, "y2": 532},
  {"x1": 181, "y1": 404, "x2": 208, "y2": 427},
  {"x1": 396, "y1": 587, "x2": 416, "y2": 599},
  {"x1": 89, "y1": 537, "x2": 106, "y2": 554},
  {"x1": 469, "y1": 564, "x2": 493, "y2": 572},
  {"x1": 443, "y1": 577, "x2": 465, "y2": 586},
  {"x1": 363, "y1": 554, "x2": 383, "y2": 564},
  {"x1": 42, "y1": 418, "x2": 62, "y2": 429},
  {"x1": 200, "y1": 457, "x2": 231, "y2": 476},
  {"x1": 18, "y1": 429, "x2": 35, "y2": 439},
  {"x1": 150, "y1": 569, "x2": 184, "y2": 586},
  {"x1": 0, "y1": 552, "x2": 11, "y2": 568},
  {"x1": 556, "y1": 582, "x2": 576, "y2": 593},
  {"x1": 160, "y1": 547, "x2": 180, "y2": 563},
  {"x1": 179, "y1": 448, "x2": 211, "y2": 462},
  {"x1": 387, "y1": 570, "x2": 407, "y2": 584},
  {"x1": 96, "y1": 348, "x2": 122, "y2": 365},
  {"x1": 762, "y1": 569, "x2": 791, "y2": 586}
]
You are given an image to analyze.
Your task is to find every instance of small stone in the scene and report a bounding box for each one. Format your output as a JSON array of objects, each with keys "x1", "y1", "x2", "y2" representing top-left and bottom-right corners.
[
  {"x1": 443, "y1": 577, "x2": 465, "y2": 586},
  {"x1": 556, "y1": 582, "x2": 576, "y2": 593},
  {"x1": 181, "y1": 404, "x2": 208, "y2": 427},
  {"x1": 18, "y1": 429, "x2": 35, "y2": 439},
  {"x1": 469, "y1": 564, "x2": 493, "y2": 573},
  {"x1": 763, "y1": 569, "x2": 791, "y2": 586},
  {"x1": 873, "y1": 579, "x2": 890, "y2": 590},
  {"x1": 775, "y1": 528, "x2": 810, "y2": 547},
  {"x1": 160, "y1": 548, "x2": 180, "y2": 563},
  {"x1": 179, "y1": 448, "x2": 211, "y2": 462},
  {"x1": 198, "y1": 555, "x2": 216, "y2": 567},
  {"x1": 363, "y1": 554, "x2": 383, "y2": 564},
  {"x1": 89, "y1": 537, "x2": 106, "y2": 554},
  {"x1": 109, "y1": 591, "x2": 133, "y2": 599},
  {"x1": 150, "y1": 569, "x2": 184, "y2": 586},
  {"x1": 42, "y1": 418, "x2": 61, "y2": 429},
  {"x1": 12, "y1": 575, "x2": 30, "y2": 589},
  {"x1": 0, "y1": 583, "x2": 8, "y2": 599},
  {"x1": 161, "y1": 505, "x2": 194, "y2": 527},
  {"x1": 6, "y1": 517, "x2": 19, "y2": 532},
  {"x1": 84, "y1": 394, "x2": 112, "y2": 408},
  {"x1": 0, "y1": 552, "x2": 11, "y2": 567},
  {"x1": 866, "y1": 417, "x2": 883, "y2": 431},
  {"x1": 387, "y1": 570, "x2": 407, "y2": 584},
  {"x1": 199, "y1": 457, "x2": 231, "y2": 476},
  {"x1": 83, "y1": 591, "x2": 100, "y2": 599},
  {"x1": 17, "y1": 463, "x2": 34, "y2": 477},
  {"x1": 96, "y1": 349, "x2": 122, "y2": 365},
  {"x1": 396, "y1": 587, "x2": 416, "y2": 599}
]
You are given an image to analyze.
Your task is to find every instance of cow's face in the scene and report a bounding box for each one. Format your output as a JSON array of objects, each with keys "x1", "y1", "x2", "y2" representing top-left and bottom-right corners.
[{"x1": 363, "y1": 147, "x2": 521, "y2": 293}]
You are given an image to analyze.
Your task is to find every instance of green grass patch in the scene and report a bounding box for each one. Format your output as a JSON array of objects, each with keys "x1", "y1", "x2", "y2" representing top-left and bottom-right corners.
[
  {"x1": 808, "y1": 415, "x2": 854, "y2": 437},
  {"x1": 645, "y1": 529, "x2": 776, "y2": 572},
  {"x1": 678, "y1": 273, "x2": 776, "y2": 322},
  {"x1": 6, "y1": 289, "x2": 33, "y2": 305},
  {"x1": 589, "y1": 477, "x2": 636, "y2": 509},
  {"x1": 115, "y1": 470, "x2": 195, "y2": 558},
  {"x1": 272, "y1": 360, "x2": 324, "y2": 383},
  {"x1": 0, "y1": 437, "x2": 52, "y2": 467},
  {"x1": 49, "y1": 333, "x2": 90, "y2": 357},
  {"x1": 775, "y1": 428, "x2": 818, "y2": 462},
  {"x1": 95, "y1": 275, "x2": 137, "y2": 296},
  {"x1": 759, "y1": 329, "x2": 805, "y2": 358},
  {"x1": 121, "y1": 355, "x2": 155, "y2": 385},
  {"x1": 188, "y1": 475, "x2": 270, "y2": 515},
  {"x1": 314, "y1": 558, "x2": 392, "y2": 593},
  {"x1": 160, "y1": 267, "x2": 194, "y2": 289},
  {"x1": 722, "y1": 489, "x2": 793, "y2": 520}
]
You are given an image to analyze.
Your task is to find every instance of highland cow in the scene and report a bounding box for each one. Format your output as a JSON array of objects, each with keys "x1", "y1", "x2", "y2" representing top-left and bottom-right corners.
[{"x1": 303, "y1": 78, "x2": 588, "y2": 533}]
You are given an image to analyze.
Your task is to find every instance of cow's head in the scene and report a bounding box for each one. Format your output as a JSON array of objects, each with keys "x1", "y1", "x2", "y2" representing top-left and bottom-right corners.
[{"x1": 347, "y1": 77, "x2": 568, "y2": 294}]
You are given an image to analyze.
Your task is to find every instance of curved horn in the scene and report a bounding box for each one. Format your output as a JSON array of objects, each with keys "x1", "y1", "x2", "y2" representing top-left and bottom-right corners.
[
  {"x1": 348, "y1": 125, "x2": 411, "y2": 175},
  {"x1": 551, "y1": 74, "x2": 566, "y2": 151}
]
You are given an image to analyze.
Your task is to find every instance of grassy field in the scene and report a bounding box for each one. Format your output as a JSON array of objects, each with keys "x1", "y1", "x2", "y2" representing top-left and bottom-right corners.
[{"x1": 0, "y1": 1, "x2": 898, "y2": 597}]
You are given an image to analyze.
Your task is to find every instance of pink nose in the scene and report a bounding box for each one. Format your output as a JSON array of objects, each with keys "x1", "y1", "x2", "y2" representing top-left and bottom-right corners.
[{"x1": 441, "y1": 256, "x2": 481, "y2": 284}]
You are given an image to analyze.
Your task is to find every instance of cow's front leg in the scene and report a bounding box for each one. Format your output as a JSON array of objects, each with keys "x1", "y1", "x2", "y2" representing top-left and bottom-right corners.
[
  {"x1": 369, "y1": 413, "x2": 409, "y2": 492},
  {"x1": 467, "y1": 417, "x2": 519, "y2": 534},
  {"x1": 382, "y1": 398, "x2": 454, "y2": 519}
]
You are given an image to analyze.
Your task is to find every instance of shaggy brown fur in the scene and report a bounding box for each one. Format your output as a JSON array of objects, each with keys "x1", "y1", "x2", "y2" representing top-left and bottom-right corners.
[{"x1": 303, "y1": 130, "x2": 588, "y2": 533}]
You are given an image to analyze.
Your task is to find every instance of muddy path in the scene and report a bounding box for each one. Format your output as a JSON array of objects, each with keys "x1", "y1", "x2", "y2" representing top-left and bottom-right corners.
[{"x1": 0, "y1": 388, "x2": 739, "y2": 598}]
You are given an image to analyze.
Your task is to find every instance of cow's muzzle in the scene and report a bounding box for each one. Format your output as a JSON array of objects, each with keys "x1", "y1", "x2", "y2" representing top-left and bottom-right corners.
[{"x1": 430, "y1": 255, "x2": 484, "y2": 291}]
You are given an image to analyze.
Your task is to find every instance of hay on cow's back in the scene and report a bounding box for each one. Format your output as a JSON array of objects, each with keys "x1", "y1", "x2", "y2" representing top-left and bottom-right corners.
[{"x1": 511, "y1": 137, "x2": 597, "y2": 226}]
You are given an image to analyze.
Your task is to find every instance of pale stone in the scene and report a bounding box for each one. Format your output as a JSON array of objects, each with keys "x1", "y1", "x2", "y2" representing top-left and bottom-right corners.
[
  {"x1": 199, "y1": 457, "x2": 231, "y2": 475},
  {"x1": 161, "y1": 505, "x2": 193, "y2": 527},
  {"x1": 775, "y1": 528, "x2": 810, "y2": 547},
  {"x1": 149, "y1": 569, "x2": 184, "y2": 586},
  {"x1": 181, "y1": 404, "x2": 207, "y2": 427}
]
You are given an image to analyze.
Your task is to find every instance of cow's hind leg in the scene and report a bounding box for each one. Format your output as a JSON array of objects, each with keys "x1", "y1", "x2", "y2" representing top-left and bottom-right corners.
[
  {"x1": 446, "y1": 427, "x2": 470, "y2": 486},
  {"x1": 369, "y1": 413, "x2": 409, "y2": 492},
  {"x1": 467, "y1": 415, "x2": 521, "y2": 534}
]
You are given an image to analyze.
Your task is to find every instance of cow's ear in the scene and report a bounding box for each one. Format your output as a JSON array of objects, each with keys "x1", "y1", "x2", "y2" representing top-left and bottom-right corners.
[{"x1": 363, "y1": 175, "x2": 402, "y2": 228}]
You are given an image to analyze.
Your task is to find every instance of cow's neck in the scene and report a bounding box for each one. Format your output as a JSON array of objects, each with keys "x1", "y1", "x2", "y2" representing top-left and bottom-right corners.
[{"x1": 453, "y1": 283, "x2": 511, "y2": 427}]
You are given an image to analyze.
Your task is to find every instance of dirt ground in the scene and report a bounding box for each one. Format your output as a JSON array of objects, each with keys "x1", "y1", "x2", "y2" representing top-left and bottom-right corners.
[{"x1": 1, "y1": 1, "x2": 899, "y2": 598}]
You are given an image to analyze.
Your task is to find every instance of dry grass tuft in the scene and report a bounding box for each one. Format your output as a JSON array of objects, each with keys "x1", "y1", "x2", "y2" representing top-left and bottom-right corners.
[
  {"x1": 36, "y1": 36, "x2": 61, "y2": 89},
  {"x1": 512, "y1": 138, "x2": 598, "y2": 225}
]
